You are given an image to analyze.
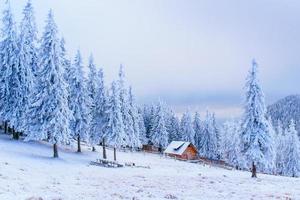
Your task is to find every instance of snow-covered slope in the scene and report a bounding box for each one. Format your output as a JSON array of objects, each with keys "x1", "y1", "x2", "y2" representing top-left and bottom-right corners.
[
  {"x1": 267, "y1": 95, "x2": 300, "y2": 135},
  {"x1": 0, "y1": 134, "x2": 299, "y2": 200}
]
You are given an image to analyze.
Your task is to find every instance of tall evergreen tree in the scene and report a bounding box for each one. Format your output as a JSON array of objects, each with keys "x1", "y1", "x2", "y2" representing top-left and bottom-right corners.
[
  {"x1": 221, "y1": 119, "x2": 244, "y2": 169},
  {"x1": 240, "y1": 60, "x2": 275, "y2": 178},
  {"x1": 89, "y1": 68, "x2": 107, "y2": 150},
  {"x1": 0, "y1": 0, "x2": 19, "y2": 138},
  {"x1": 103, "y1": 81, "x2": 126, "y2": 148},
  {"x1": 137, "y1": 107, "x2": 147, "y2": 145},
  {"x1": 211, "y1": 113, "x2": 221, "y2": 159},
  {"x1": 275, "y1": 121, "x2": 285, "y2": 175},
  {"x1": 282, "y1": 120, "x2": 300, "y2": 177},
  {"x1": 180, "y1": 110, "x2": 195, "y2": 144},
  {"x1": 86, "y1": 55, "x2": 98, "y2": 150},
  {"x1": 128, "y1": 87, "x2": 142, "y2": 148},
  {"x1": 12, "y1": 0, "x2": 38, "y2": 135},
  {"x1": 118, "y1": 65, "x2": 133, "y2": 147},
  {"x1": 168, "y1": 114, "x2": 181, "y2": 142},
  {"x1": 199, "y1": 111, "x2": 218, "y2": 160},
  {"x1": 26, "y1": 10, "x2": 71, "y2": 158},
  {"x1": 194, "y1": 112, "x2": 202, "y2": 149},
  {"x1": 68, "y1": 50, "x2": 91, "y2": 152},
  {"x1": 150, "y1": 101, "x2": 169, "y2": 150},
  {"x1": 143, "y1": 104, "x2": 156, "y2": 144}
]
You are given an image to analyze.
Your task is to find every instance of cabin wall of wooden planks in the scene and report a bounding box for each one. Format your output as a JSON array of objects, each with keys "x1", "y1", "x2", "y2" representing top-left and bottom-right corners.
[{"x1": 166, "y1": 146, "x2": 198, "y2": 160}]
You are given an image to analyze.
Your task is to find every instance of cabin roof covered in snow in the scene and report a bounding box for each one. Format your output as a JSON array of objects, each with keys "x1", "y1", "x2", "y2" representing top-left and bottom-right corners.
[{"x1": 164, "y1": 141, "x2": 197, "y2": 155}]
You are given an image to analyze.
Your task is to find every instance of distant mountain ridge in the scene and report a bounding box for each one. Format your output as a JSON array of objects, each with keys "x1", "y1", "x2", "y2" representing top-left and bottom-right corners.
[{"x1": 267, "y1": 95, "x2": 300, "y2": 136}]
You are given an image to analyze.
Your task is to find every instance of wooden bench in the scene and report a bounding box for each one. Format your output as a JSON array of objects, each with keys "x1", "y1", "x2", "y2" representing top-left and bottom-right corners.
[{"x1": 90, "y1": 159, "x2": 124, "y2": 168}]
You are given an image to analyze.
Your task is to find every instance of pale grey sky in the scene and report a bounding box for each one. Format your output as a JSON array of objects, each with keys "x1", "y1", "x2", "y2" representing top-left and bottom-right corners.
[{"x1": 2, "y1": 0, "x2": 300, "y2": 119}]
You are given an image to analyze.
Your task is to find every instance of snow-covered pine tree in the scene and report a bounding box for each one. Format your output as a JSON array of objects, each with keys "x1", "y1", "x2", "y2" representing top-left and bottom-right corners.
[
  {"x1": 143, "y1": 104, "x2": 156, "y2": 144},
  {"x1": 12, "y1": 0, "x2": 38, "y2": 135},
  {"x1": 0, "y1": 0, "x2": 19, "y2": 138},
  {"x1": 137, "y1": 107, "x2": 147, "y2": 145},
  {"x1": 128, "y1": 86, "x2": 142, "y2": 148},
  {"x1": 68, "y1": 50, "x2": 91, "y2": 153},
  {"x1": 164, "y1": 106, "x2": 175, "y2": 138},
  {"x1": 86, "y1": 55, "x2": 98, "y2": 151},
  {"x1": 211, "y1": 113, "x2": 221, "y2": 159},
  {"x1": 180, "y1": 110, "x2": 195, "y2": 144},
  {"x1": 198, "y1": 111, "x2": 218, "y2": 160},
  {"x1": 118, "y1": 65, "x2": 134, "y2": 147},
  {"x1": 194, "y1": 112, "x2": 202, "y2": 150},
  {"x1": 89, "y1": 68, "x2": 107, "y2": 151},
  {"x1": 275, "y1": 120, "x2": 285, "y2": 175},
  {"x1": 150, "y1": 101, "x2": 169, "y2": 150},
  {"x1": 26, "y1": 10, "x2": 71, "y2": 158},
  {"x1": 240, "y1": 60, "x2": 275, "y2": 178},
  {"x1": 281, "y1": 120, "x2": 300, "y2": 177},
  {"x1": 220, "y1": 119, "x2": 244, "y2": 169},
  {"x1": 168, "y1": 114, "x2": 181, "y2": 143},
  {"x1": 103, "y1": 81, "x2": 126, "y2": 149}
]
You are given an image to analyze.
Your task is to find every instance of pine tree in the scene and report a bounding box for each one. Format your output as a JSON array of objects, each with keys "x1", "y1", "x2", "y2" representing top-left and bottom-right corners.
[
  {"x1": 12, "y1": 0, "x2": 38, "y2": 135},
  {"x1": 128, "y1": 87, "x2": 142, "y2": 148},
  {"x1": 103, "y1": 81, "x2": 126, "y2": 148},
  {"x1": 86, "y1": 55, "x2": 98, "y2": 150},
  {"x1": 68, "y1": 50, "x2": 91, "y2": 152},
  {"x1": 89, "y1": 68, "x2": 107, "y2": 150},
  {"x1": 180, "y1": 111, "x2": 195, "y2": 144},
  {"x1": 199, "y1": 111, "x2": 218, "y2": 160},
  {"x1": 164, "y1": 106, "x2": 175, "y2": 139},
  {"x1": 118, "y1": 65, "x2": 134, "y2": 147},
  {"x1": 221, "y1": 119, "x2": 244, "y2": 169},
  {"x1": 143, "y1": 104, "x2": 156, "y2": 144},
  {"x1": 282, "y1": 120, "x2": 300, "y2": 177},
  {"x1": 194, "y1": 112, "x2": 202, "y2": 150},
  {"x1": 168, "y1": 114, "x2": 181, "y2": 142},
  {"x1": 150, "y1": 101, "x2": 169, "y2": 150},
  {"x1": 211, "y1": 113, "x2": 221, "y2": 159},
  {"x1": 137, "y1": 107, "x2": 147, "y2": 145},
  {"x1": 26, "y1": 10, "x2": 71, "y2": 158},
  {"x1": 240, "y1": 60, "x2": 275, "y2": 178},
  {"x1": 0, "y1": 0, "x2": 19, "y2": 138},
  {"x1": 275, "y1": 121, "x2": 285, "y2": 175}
]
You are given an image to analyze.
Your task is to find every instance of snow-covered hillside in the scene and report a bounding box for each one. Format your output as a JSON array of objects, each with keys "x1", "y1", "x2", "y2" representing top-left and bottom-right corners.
[
  {"x1": 0, "y1": 135, "x2": 299, "y2": 200},
  {"x1": 268, "y1": 94, "x2": 300, "y2": 136}
]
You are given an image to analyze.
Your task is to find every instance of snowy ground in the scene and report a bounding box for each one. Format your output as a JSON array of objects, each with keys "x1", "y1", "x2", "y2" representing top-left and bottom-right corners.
[{"x1": 0, "y1": 134, "x2": 299, "y2": 200}]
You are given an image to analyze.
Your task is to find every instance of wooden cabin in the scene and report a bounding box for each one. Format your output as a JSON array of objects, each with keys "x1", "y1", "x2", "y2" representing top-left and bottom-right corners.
[
  {"x1": 164, "y1": 141, "x2": 198, "y2": 160},
  {"x1": 142, "y1": 144, "x2": 159, "y2": 153}
]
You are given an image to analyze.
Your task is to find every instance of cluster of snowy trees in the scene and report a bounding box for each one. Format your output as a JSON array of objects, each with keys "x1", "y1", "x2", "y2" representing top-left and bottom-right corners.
[
  {"x1": 0, "y1": 0, "x2": 221, "y2": 159},
  {"x1": 0, "y1": 1, "x2": 142, "y2": 157},
  {"x1": 220, "y1": 60, "x2": 300, "y2": 178},
  {"x1": 141, "y1": 102, "x2": 220, "y2": 159}
]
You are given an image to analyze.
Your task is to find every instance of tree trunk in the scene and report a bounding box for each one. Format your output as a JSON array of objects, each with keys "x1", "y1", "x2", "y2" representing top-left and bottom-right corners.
[
  {"x1": 77, "y1": 135, "x2": 81, "y2": 153},
  {"x1": 251, "y1": 162, "x2": 257, "y2": 178},
  {"x1": 92, "y1": 146, "x2": 96, "y2": 152},
  {"x1": 114, "y1": 147, "x2": 117, "y2": 161},
  {"x1": 4, "y1": 122, "x2": 7, "y2": 134},
  {"x1": 102, "y1": 138, "x2": 107, "y2": 159},
  {"x1": 53, "y1": 143, "x2": 59, "y2": 158},
  {"x1": 12, "y1": 127, "x2": 19, "y2": 140}
]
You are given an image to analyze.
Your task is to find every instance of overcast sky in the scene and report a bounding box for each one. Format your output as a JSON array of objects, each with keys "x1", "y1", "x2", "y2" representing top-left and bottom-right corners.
[{"x1": 2, "y1": 0, "x2": 300, "y2": 119}]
